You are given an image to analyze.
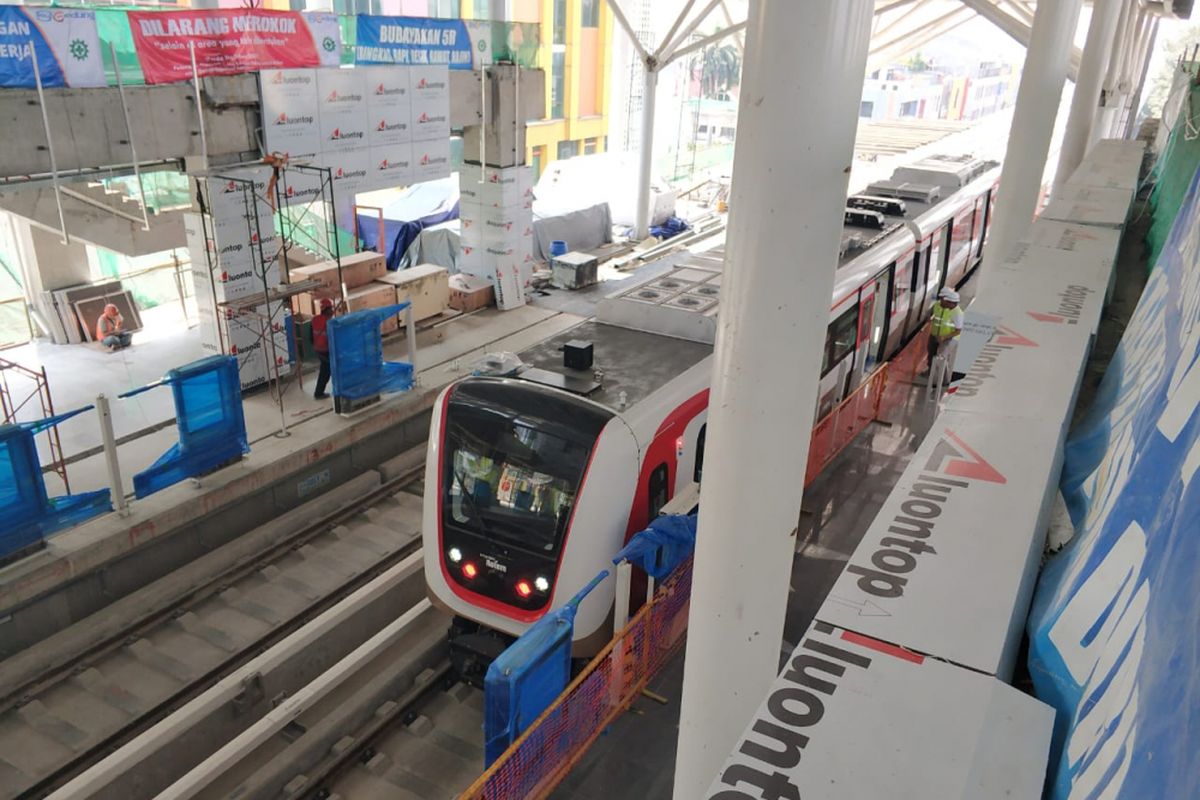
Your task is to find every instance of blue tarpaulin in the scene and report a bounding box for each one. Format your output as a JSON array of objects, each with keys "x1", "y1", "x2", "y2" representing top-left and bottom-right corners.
[
  {"x1": 0, "y1": 407, "x2": 111, "y2": 560},
  {"x1": 126, "y1": 356, "x2": 250, "y2": 498},
  {"x1": 483, "y1": 572, "x2": 607, "y2": 766},
  {"x1": 328, "y1": 304, "x2": 414, "y2": 401},
  {"x1": 1026, "y1": 166, "x2": 1200, "y2": 799},
  {"x1": 613, "y1": 513, "x2": 698, "y2": 580},
  {"x1": 355, "y1": 177, "x2": 459, "y2": 270}
]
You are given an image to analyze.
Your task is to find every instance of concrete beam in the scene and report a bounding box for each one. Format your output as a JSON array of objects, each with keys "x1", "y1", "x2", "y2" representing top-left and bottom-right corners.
[
  {"x1": 0, "y1": 182, "x2": 185, "y2": 255},
  {"x1": 0, "y1": 75, "x2": 260, "y2": 184},
  {"x1": 960, "y1": 0, "x2": 1083, "y2": 81},
  {"x1": 0, "y1": 69, "x2": 542, "y2": 187}
]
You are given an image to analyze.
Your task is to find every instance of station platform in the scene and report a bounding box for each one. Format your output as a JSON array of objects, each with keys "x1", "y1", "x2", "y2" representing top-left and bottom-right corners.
[
  {"x1": 0, "y1": 250, "x2": 684, "y2": 660},
  {"x1": 546, "y1": 195, "x2": 1151, "y2": 799}
]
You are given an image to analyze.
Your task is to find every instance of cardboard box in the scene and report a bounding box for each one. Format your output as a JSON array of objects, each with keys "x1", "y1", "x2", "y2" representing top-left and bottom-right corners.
[
  {"x1": 347, "y1": 282, "x2": 402, "y2": 334},
  {"x1": 376, "y1": 264, "x2": 449, "y2": 321},
  {"x1": 708, "y1": 621, "x2": 1054, "y2": 799},
  {"x1": 290, "y1": 251, "x2": 387, "y2": 292},
  {"x1": 448, "y1": 272, "x2": 495, "y2": 312}
]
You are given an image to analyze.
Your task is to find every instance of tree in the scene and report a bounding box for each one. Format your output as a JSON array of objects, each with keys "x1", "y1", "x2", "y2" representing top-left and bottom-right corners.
[
  {"x1": 907, "y1": 51, "x2": 929, "y2": 73},
  {"x1": 698, "y1": 43, "x2": 741, "y2": 99},
  {"x1": 1141, "y1": 22, "x2": 1200, "y2": 119}
]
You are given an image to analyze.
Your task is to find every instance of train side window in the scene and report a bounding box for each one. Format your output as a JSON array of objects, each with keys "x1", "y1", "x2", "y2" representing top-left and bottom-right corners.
[
  {"x1": 694, "y1": 424, "x2": 707, "y2": 484},
  {"x1": 648, "y1": 463, "x2": 669, "y2": 521},
  {"x1": 821, "y1": 306, "x2": 859, "y2": 377}
]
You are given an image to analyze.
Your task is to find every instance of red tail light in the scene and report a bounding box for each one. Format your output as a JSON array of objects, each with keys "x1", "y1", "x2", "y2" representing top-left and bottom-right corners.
[
  {"x1": 515, "y1": 579, "x2": 533, "y2": 598},
  {"x1": 462, "y1": 562, "x2": 478, "y2": 579}
]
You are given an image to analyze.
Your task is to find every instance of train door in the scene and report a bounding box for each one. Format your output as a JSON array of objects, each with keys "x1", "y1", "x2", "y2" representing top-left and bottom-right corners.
[
  {"x1": 928, "y1": 222, "x2": 950, "y2": 302},
  {"x1": 975, "y1": 189, "x2": 993, "y2": 260},
  {"x1": 816, "y1": 304, "x2": 859, "y2": 418},
  {"x1": 674, "y1": 413, "x2": 708, "y2": 495},
  {"x1": 859, "y1": 268, "x2": 892, "y2": 377},
  {"x1": 907, "y1": 239, "x2": 932, "y2": 335},
  {"x1": 885, "y1": 256, "x2": 908, "y2": 358}
]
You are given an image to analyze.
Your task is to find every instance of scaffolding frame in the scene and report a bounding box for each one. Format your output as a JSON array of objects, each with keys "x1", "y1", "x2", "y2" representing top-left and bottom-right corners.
[{"x1": 0, "y1": 358, "x2": 69, "y2": 491}]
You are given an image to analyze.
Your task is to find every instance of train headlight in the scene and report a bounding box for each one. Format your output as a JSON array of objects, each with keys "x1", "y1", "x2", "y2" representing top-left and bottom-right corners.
[
  {"x1": 515, "y1": 579, "x2": 533, "y2": 599},
  {"x1": 462, "y1": 562, "x2": 478, "y2": 579},
  {"x1": 448, "y1": 547, "x2": 463, "y2": 563},
  {"x1": 534, "y1": 576, "x2": 550, "y2": 593}
]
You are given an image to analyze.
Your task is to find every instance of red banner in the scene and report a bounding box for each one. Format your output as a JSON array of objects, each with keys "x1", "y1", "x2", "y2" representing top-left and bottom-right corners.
[{"x1": 128, "y1": 9, "x2": 321, "y2": 84}]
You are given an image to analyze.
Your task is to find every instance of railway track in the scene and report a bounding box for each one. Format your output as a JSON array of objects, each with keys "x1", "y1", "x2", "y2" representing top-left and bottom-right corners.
[{"x1": 0, "y1": 454, "x2": 430, "y2": 799}]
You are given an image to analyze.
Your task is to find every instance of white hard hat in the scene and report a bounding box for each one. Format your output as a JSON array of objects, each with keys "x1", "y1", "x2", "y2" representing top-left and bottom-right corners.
[{"x1": 938, "y1": 288, "x2": 960, "y2": 303}]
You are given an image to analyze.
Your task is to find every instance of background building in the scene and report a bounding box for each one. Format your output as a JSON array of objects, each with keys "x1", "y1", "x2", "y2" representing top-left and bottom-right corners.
[{"x1": 506, "y1": 0, "x2": 613, "y2": 178}]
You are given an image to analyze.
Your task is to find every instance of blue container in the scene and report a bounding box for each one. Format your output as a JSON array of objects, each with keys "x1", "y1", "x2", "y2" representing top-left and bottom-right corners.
[{"x1": 549, "y1": 240, "x2": 568, "y2": 258}]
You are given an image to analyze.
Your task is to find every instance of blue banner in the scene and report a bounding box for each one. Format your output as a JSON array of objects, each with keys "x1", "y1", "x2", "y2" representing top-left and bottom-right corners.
[
  {"x1": 355, "y1": 15, "x2": 475, "y2": 69},
  {"x1": 0, "y1": 6, "x2": 105, "y2": 89},
  {"x1": 1027, "y1": 164, "x2": 1200, "y2": 799}
]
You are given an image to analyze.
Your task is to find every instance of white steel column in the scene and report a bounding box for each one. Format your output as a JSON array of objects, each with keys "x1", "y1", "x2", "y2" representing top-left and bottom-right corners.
[
  {"x1": 1054, "y1": 0, "x2": 1125, "y2": 192},
  {"x1": 1124, "y1": 14, "x2": 1160, "y2": 139},
  {"x1": 672, "y1": 3, "x2": 873, "y2": 798},
  {"x1": 986, "y1": 0, "x2": 1082, "y2": 267},
  {"x1": 635, "y1": 66, "x2": 659, "y2": 240}
]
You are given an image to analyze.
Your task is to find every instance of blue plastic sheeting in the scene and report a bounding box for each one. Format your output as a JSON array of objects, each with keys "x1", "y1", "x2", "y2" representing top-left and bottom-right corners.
[
  {"x1": 328, "y1": 304, "x2": 415, "y2": 401},
  {"x1": 624, "y1": 215, "x2": 690, "y2": 241},
  {"x1": 355, "y1": 177, "x2": 460, "y2": 270},
  {"x1": 612, "y1": 513, "x2": 698, "y2": 580},
  {"x1": 483, "y1": 571, "x2": 607, "y2": 766},
  {"x1": 127, "y1": 356, "x2": 250, "y2": 498},
  {"x1": 1026, "y1": 167, "x2": 1200, "y2": 799},
  {"x1": 0, "y1": 407, "x2": 111, "y2": 560}
]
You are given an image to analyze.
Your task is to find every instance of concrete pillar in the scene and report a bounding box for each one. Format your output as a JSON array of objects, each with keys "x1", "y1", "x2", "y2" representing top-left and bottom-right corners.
[
  {"x1": 671, "y1": 3, "x2": 874, "y2": 798},
  {"x1": 986, "y1": 0, "x2": 1082, "y2": 267},
  {"x1": 1053, "y1": 0, "x2": 1124, "y2": 192},
  {"x1": 634, "y1": 66, "x2": 658, "y2": 240}
]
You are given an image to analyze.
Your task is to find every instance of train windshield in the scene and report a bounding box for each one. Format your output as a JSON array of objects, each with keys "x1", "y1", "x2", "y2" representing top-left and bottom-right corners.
[{"x1": 442, "y1": 381, "x2": 605, "y2": 556}]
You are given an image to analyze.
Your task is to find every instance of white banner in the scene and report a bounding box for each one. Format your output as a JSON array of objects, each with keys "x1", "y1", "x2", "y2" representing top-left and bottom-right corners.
[{"x1": 303, "y1": 12, "x2": 342, "y2": 69}]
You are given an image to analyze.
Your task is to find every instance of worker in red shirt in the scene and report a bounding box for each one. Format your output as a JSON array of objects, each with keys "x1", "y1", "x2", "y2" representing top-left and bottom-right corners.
[{"x1": 311, "y1": 297, "x2": 334, "y2": 400}]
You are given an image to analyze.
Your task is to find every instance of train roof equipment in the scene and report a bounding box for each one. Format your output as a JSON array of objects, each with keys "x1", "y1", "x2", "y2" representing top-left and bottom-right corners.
[{"x1": 847, "y1": 194, "x2": 907, "y2": 216}]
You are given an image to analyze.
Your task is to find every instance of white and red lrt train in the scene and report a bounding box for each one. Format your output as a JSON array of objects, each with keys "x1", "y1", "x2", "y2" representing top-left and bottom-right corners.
[{"x1": 423, "y1": 155, "x2": 1001, "y2": 679}]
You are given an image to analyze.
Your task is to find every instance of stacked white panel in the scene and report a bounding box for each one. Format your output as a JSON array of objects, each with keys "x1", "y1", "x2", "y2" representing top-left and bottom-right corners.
[
  {"x1": 459, "y1": 165, "x2": 535, "y2": 310},
  {"x1": 184, "y1": 168, "x2": 291, "y2": 391},
  {"x1": 706, "y1": 620, "x2": 1054, "y2": 799},
  {"x1": 259, "y1": 65, "x2": 452, "y2": 214}
]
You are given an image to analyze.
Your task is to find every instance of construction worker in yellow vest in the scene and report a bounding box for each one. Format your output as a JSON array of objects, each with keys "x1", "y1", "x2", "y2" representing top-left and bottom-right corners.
[{"x1": 926, "y1": 287, "x2": 963, "y2": 373}]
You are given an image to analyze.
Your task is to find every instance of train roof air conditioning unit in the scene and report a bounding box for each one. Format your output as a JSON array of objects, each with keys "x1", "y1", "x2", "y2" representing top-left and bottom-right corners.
[{"x1": 865, "y1": 180, "x2": 941, "y2": 204}]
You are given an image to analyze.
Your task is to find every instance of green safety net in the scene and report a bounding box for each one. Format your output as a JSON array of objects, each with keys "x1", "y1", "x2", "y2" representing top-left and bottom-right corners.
[
  {"x1": 1147, "y1": 66, "x2": 1200, "y2": 270},
  {"x1": 95, "y1": 7, "x2": 145, "y2": 86}
]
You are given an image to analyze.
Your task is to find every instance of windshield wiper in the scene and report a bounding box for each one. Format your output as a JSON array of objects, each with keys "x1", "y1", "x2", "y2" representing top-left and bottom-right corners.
[{"x1": 452, "y1": 468, "x2": 498, "y2": 540}]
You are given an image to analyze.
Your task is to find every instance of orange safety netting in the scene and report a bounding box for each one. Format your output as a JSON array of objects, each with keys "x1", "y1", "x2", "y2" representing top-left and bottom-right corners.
[
  {"x1": 804, "y1": 323, "x2": 930, "y2": 486},
  {"x1": 461, "y1": 558, "x2": 694, "y2": 800},
  {"x1": 463, "y1": 326, "x2": 934, "y2": 799}
]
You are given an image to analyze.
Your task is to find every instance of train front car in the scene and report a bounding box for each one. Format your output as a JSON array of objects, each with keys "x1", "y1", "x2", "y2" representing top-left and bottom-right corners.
[{"x1": 423, "y1": 376, "x2": 639, "y2": 682}]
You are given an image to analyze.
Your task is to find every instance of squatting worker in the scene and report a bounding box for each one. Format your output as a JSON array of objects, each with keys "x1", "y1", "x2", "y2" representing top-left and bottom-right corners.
[
  {"x1": 312, "y1": 297, "x2": 334, "y2": 400},
  {"x1": 96, "y1": 303, "x2": 132, "y2": 351},
  {"x1": 927, "y1": 287, "x2": 963, "y2": 372}
]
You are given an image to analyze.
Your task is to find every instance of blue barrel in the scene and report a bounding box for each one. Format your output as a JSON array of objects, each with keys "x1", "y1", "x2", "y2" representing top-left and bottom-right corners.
[{"x1": 549, "y1": 240, "x2": 568, "y2": 258}]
